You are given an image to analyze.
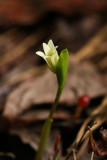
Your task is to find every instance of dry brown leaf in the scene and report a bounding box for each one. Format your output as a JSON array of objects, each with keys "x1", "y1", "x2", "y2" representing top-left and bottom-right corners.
[
  {"x1": 88, "y1": 126, "x2": 99, "y2": 154},
  {"x1": 9, "y1": 127, "x2": 62, "y2": 160},
  {"x1": 0, "y1": 109, "x2": 71, "y2": 130},
  {"x1": 0, "y1": 0, "x2": 107, "y2": 25},
  {"x1": 19, "y1": 109, "x2": 71, "y2": 122},
  {"x1": 97, "y1": 128, "x2": 107, "y2": 156},
  {"x1": 88, "y1": 127, "x2": 107, "y2": 156},
  {"x1": 3, "y1": 56, "x2": 107, "y2": 118}
]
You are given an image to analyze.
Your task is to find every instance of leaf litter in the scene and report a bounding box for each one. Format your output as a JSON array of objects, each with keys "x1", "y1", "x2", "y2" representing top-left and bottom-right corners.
[
  {"x1": 1, "y1": 57, "x2": 106, "y2": 160},
  {"x1": 0, "y1": 18, "x2": 107, "y2": 160},
  {"x1": 3, "y1": 56, "x2": 107, "y2": 118}
]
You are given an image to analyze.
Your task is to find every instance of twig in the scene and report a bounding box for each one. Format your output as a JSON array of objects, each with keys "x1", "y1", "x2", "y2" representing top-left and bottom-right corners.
[
  {"x1": 65, "y1": 97, "x2": 107, "y2": 160},
  {"x1": 0, "y1": 27, "x2": 47, "y2": 68},
  {"x1": 74, "y1": 25, "x2": 107, "y2": 61},
  {"x1": 90, "y1": 151, "x2": 94, "y2": 160},
  {"x1": 0, "y1": 152, "x2": 15, "y2": 159},
  {"x1": 75, "y1": 96, "x2": 107, "y2": 144},
  {"x1": 73, "y1": 149, "x2": 77, "y2": 160},
  {"x1": 77, "y1": 137, "x2": 89, "y2": 159}
]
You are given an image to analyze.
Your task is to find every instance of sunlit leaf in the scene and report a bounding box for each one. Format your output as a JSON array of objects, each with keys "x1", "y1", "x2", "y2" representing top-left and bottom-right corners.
[{"x1": 56, "y1": 49, "x2": 69, "y2": 97}]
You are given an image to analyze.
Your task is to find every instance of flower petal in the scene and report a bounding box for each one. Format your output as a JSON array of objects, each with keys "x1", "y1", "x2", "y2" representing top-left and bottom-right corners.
[
  {"x1": 36, "y1": 51, "x2": 45, "y2": 58},
  {"x1": 36, "y1": 40, "x2": 59, "y2": 74},
  {"x1": 51, "y1": 53, "x2": 59, "y2": 68},
  {"x1": 43, "y1": 43, "x2": 51, "y2": 56},
  {"x1": 48, "y1": 39, "x2": 58, "y2": 52},
  {"x1": 48, "y1": 40, "x2": 54, "y2": 49},
  {"x1": 45, "y1": 56, "x2": 56, "y2": 73}
]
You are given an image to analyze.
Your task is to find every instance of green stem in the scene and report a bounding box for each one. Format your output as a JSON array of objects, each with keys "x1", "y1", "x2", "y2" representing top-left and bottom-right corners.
[
  {"x1": 35, "y1": 118, "x2": 53, "y2": 160},
  {"x1": 35, "y1": 86, "x2": 62, "y2": 160},
  {"x1": 49, "y1": 87, "x2": 62, "y2": 119}
]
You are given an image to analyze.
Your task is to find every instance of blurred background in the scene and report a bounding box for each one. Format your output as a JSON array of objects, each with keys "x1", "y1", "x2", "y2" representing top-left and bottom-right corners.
[{"x1": 0, "y1": 0, "x2": 107, "y2": 160}]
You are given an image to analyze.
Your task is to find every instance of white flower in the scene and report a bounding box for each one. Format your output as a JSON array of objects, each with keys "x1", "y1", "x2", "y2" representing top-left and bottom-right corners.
[{"x1": 36, "y1": 39, "x2": 59, "y2": 73}]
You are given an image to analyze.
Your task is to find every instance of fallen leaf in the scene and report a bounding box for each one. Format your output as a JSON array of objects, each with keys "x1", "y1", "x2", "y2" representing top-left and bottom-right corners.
[
  {"x1": 88, "y1": 126, "x2": 99, "y2": 154},
  {"x1": 97, "y1": 128, "x2": 107, "y2": 156},
  {"x1": 3, "y1": 56, "x2": 107, "y2": 118},
  {"x1": 100, "y1": 128, "x2": 107, "y2": 143},
  {"x1": 0, "y1": 109, "x2": 71, "y2": 130},
  {"x1": 88, "y1": 127, "x2": 107, "y2": 156},
  {"x1": 9, "y1": 126, "x2": 62, "y2": 160}
]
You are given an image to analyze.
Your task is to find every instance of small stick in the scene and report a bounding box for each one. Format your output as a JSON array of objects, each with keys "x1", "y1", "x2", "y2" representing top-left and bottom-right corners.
[
  {"x1": 0, "y1": 27, "x2": 47, "y2": 68},
  {"x1": 90, "y1": 151, "x2": 94, "y2": 160},
  {"x1": 77, "y1": 137, "x2": 89, "y2": 159},
  {"x1": 0, "y1": 152, "x2": 15, "y2": 159},
  {"x1": 73, "y1": 149, "x2": 77, "y2": 160},
  {"x1": 74, "y1": 25, "x2": 107, "y2": 61}
]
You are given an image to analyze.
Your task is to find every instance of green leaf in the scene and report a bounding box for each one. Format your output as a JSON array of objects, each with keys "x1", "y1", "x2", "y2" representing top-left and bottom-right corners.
[{"x1": 56, "y1": 49, "x2": 69, "y2": 97}]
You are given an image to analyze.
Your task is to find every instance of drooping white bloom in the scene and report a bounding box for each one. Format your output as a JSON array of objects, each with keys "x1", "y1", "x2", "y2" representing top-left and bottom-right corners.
[{"x1": 36, "y1": 39, "x2": 59, "y2": 73}]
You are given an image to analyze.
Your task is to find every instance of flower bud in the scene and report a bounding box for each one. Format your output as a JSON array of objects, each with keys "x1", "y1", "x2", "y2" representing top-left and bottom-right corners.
[{"x1": 36, "y1": 39, "x2": 59, "y2": 73}]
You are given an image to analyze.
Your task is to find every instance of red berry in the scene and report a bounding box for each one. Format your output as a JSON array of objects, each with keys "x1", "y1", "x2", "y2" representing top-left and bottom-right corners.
[{"x1": 78, "y1": 95, "x2": 90, "y2": 108}]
